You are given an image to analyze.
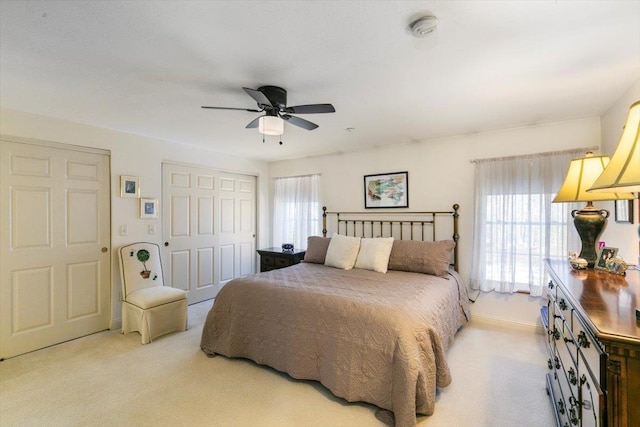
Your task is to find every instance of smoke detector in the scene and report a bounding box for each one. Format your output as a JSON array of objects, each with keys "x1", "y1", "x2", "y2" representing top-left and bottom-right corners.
[{"x1": 410, "y1": 16, "x2": 438, "y2": 38}]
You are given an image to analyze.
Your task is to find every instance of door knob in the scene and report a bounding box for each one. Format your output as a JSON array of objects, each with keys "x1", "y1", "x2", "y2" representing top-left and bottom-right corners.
[
  {"x1": 164, "y1": 242, "x2": 169, "y2": 247},
  {"x1": 101, "y1": 247, "x2": 108, "y2": 253}
]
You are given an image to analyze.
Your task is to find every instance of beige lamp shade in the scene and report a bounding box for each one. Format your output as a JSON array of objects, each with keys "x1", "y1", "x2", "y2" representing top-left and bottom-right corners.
[
  {"x1": 588, "y1": 100, "x2": 640, "y2": 193},
  {"x1": 553, "y1": 152, "x2": 634, "y2": 203},
  {"x1": 258, "y1": 115, "x2": 284, "y2": 136}
]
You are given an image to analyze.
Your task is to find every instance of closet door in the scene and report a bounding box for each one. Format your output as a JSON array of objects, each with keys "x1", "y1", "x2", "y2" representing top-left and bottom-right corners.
[
  {"x1": 0, "y1": 139, "x2": 111, "y2": 359},
  {"x1": 162, "y1": 163, "x2": 255, "y2": 304}
]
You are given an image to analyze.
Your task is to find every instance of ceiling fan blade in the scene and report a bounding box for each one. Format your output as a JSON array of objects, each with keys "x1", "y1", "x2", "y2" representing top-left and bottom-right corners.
[
  {"x1": 201, "y1": 106, "x2": 261, "y2": 112},
  {"x1": 245, "y1": 116, "x2": 263, "y2": 129},
  {"x1": 243, "y1": 87, "x2": 273, "y2": 107},
  {"x1": 284, "y1": 104, "x2": 335, "y2": 114},
  {"x1": 281, "y1": 114, "x2": 319, "y2": 131}
]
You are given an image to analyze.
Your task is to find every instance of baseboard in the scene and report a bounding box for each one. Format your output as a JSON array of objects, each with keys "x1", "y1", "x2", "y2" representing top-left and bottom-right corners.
[
  {"x1": 110, "y1": 319, "x2": 122, "y2": 330},
  {"x1": 470, "y1": 314, "x2": 545, "y2": 335}
]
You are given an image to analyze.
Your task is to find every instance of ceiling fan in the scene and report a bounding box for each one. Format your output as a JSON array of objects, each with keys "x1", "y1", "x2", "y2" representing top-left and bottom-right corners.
[{"x1": 201, "y1": 86, "x2": 335, "y2": 136}]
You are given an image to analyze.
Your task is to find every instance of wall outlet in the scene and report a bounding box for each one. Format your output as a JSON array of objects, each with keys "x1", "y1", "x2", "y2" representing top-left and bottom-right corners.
[
  {"x1": 148, "y1": 224, "x2": 155, "y2": 235},
  {"x1": 119, "y1": 225, "x2": 128, "y2": 236}
]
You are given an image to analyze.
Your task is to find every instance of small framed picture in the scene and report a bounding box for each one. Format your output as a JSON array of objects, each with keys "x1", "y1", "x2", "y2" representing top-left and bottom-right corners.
[
  {"x1": 120, "y1": 175, "x2": 140, "y2": 198},
  {"x1": 614, "y1": 200, "x2": 633, "y2": 224},
  {"x1": 595, "y1": 246, "x2": 618, "y2": 271},
  {"x1": 364, "y1": 171, "x2": 409, "y2": 209},
  {"x1": 140, "y1": 198, "x2": 159, "y2": 219}
]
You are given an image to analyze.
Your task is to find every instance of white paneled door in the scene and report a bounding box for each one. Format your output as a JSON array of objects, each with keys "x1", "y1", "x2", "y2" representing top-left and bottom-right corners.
[
  {"x1": 162, "y1": 164, "x2": 256, "y2": 304},
  {"x1": 0, "y1": 140, "x2": 111, "y2": 359}
]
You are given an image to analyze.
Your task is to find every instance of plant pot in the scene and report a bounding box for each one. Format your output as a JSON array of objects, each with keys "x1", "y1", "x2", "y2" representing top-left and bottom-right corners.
[{"x1": 140, "y1": 270, "x2": 151, "y2": 279}]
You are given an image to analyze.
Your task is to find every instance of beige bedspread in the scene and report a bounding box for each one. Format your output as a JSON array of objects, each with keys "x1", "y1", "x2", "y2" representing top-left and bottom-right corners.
[{"x1": 200, "y1": 263, "x2": 470, "y2": 427}]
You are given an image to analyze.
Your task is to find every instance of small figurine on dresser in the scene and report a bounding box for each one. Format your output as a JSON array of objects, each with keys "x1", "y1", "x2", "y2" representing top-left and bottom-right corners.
[{"x1": 568, "y1": 251, "x2": 588, "y2": 270}]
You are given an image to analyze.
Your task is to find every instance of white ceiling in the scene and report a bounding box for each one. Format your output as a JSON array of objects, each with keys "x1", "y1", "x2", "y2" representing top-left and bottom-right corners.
[{"x1": 1, "y1": 1, "x2": 639, "y2": 162}]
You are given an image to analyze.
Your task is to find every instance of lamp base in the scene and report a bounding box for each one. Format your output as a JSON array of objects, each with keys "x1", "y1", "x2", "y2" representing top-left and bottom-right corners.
[{"x1": 571, "y1": 203, "x2": 609, "y2": 268}]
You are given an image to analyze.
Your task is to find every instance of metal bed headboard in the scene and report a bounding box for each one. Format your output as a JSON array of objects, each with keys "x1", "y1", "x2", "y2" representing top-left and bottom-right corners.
[{"x1": 322, "y1": 204, "x2": 460, "y2": 271}]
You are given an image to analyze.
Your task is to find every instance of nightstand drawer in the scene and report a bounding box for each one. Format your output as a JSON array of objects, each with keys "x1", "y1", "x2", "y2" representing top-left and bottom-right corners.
[
  {"x1": 262, "y1": 256, "x2": 275, "y2": 266},
  {"x1": 275, "y1": 257, "x2": 289, "y2": 268}
]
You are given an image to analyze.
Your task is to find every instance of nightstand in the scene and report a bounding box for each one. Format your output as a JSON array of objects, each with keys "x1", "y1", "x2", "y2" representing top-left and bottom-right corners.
[{"x1": 257, "y1": 247, "x2": 306, "y2": 272}]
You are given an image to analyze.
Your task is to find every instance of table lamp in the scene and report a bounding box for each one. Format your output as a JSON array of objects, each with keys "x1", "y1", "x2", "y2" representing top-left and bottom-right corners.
[
  {"x1": 553, "y1": 152, "x2": 634, "y2": 267},
  {"x1": 588, "y1": 100, "x2": 639, "y2": 194}
]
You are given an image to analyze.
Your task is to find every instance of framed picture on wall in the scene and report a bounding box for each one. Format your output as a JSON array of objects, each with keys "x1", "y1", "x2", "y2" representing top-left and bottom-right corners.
[
  {"x1": 614, "y1": 200, "x2": 633, "y2": 224},
  {"x1": 364, "y1": 171, "x2": 408, "y2": 209},
  {"x1": 140, "y1": 198, "x2": 159, "y2": 219},
  {"x1": 120, "y1": 175, "x2": 140, "y2": 198}
]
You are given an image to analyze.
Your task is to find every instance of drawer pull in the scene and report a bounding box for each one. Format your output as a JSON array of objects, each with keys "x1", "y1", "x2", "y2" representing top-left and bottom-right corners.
[
  {"x1": 558, "y1": 299, "x2": 568, "y2": 310},
  {"x1": 582, "y1": 399, "x2": 592, "y2": 411},
  {"x1": 548, "y1": 280, "x2": 554, "y2": 289},
  {"x1": 547, "y1": 358, "x2": 553, "y2": 370},
  {"x1": 551, "y1": 328, "x2": 560, "y2": 341},
  {"x1": 577, "y1": 331, "x2": 591, "y2": 348},
  {"x1": 568, "y1": 368, "x2": 577, "y2": 385},
  {"x1": 558, "y1": 399, "x2": 565, "y2": 414},
  {"x1": 569, "y1": 407, "x2": 578, "y2": 425},
  {"x1": 554, "y1": 356, "x2": 561, "y2": 370},
  {"x1": 580, "y1": 374, "x2": 588, "y2": 387}
]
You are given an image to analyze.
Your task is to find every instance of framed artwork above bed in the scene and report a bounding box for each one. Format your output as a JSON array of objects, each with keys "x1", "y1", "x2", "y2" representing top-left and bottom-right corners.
[{"x1": 364, "y1": 171, "x2": 408, "y2": 208}]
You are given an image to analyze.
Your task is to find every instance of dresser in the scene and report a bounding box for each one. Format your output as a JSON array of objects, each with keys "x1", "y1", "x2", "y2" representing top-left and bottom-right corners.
[
  {"x1": 257, "y1": 247, "x2": 306, "y2": 272},
  {"x1": 543, "y1": 259, "x2": 640, "y2": 427}
]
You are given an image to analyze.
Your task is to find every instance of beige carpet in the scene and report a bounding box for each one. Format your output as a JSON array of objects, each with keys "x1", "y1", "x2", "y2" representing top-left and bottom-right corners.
[{"x1": 0, "y1": 300, "x2": 554, "y2": 427}]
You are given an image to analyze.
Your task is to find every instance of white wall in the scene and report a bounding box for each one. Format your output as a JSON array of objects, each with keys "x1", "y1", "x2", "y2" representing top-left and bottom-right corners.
[
  {"x1": 600, "y1": 79, "x2": 640, "y2": 264},
  {"x1": 270, "y1": 116, "x2": 603, "y2": 330},
  {"x1": 0, "y1": 108, "x2": 270, "y2": 328}
]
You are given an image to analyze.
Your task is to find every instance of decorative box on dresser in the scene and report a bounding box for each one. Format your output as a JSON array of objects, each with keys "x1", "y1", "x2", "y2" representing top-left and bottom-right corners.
[
  {"x1": 542, "y1": 259, "x2": 640, "y2": 427},
  {"x1": 257, "y1": 247, "x2": 306, "y2": 272}
]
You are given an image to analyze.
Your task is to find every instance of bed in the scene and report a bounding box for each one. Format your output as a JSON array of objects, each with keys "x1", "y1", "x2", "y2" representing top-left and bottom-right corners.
[{"x1": 200, "y1": 205, "x2": 470, "y2": 427}]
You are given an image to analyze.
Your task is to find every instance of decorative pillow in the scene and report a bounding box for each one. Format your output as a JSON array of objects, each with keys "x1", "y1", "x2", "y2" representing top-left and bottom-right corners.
[
  {"x1": 324, "y1": 233, "x2": 361, "y2": 270},
  {"x1": 304, "y1": 236, "x2": 331, "y2": 264},
  {"x1": 354, "y1": 237, "x2": 395, "y2": 273},
  {"x1": 388, "y1": 240, "x2": 456, "y2": 277}
]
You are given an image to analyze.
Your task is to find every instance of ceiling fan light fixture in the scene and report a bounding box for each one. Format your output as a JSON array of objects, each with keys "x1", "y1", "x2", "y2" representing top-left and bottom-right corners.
[{"x1": 258, "y1": 116, "x2": 284, "y2": 136}]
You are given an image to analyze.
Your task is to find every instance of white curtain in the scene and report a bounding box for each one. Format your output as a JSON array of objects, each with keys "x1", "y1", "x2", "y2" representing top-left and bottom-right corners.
[
  {"x1": 470, "y1": 149, "x2": 583, "y2": 296},
  {"x1": 273, "y1": 174, "x2": 320, "y2": 250}
]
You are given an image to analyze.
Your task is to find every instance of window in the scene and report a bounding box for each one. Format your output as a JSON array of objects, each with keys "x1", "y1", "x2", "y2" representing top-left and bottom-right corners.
[
  {"x1": 471, "y1": 149, "x2": 582, "y2": 296},
  {"x1": 273, "y1": 174, "x2": 320, "y2": 250}
]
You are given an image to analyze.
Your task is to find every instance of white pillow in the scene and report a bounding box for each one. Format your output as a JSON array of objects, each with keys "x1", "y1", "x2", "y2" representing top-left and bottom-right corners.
[
  {"x1": 324, "y1": 233, "x2": 361, "y2": 270},
  {"x1": 355, "y1": 237, "x2": 395, "y2": 273}
]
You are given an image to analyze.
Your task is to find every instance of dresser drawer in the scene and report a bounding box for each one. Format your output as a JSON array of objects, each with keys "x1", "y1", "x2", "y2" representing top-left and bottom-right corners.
[
  {"x1": 555, "y1": 317, "x2": 580, "y2": 403},
  {"x1": 555, "y1": 285, "x2": 573, "y2": 325},
  {"x1": 262, "y1": 255, "x2": 275, "y2": 266},
  {"x1": 578, "y1": 350, "x2": 605, "y2": 427},
  {"x1": 571, "y1": 312, "x2": 605, "y2": 380},
  {"x1": 548, "y1": 370, "x2": 571, "y2": 427}
]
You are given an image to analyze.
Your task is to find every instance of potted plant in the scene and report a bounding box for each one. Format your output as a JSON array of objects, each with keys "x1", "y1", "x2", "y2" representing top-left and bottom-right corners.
[{"x1": 137, "y1": 249, "x2": 151, "y2": 279}]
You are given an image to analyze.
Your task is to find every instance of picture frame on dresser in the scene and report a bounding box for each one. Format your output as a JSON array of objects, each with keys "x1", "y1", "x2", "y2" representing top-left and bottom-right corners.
[{"x1": 595, "y1": 246, "x2": 618, "y2": 271}]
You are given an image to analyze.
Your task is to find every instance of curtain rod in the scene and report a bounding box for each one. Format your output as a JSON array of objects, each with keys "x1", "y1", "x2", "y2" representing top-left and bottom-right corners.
[
  {"x1": 272, "y1": 173, "x2": 321, "y2": 180},
  {"x1": 469, "y1": 146, "x2": 599, "y2": 163}
]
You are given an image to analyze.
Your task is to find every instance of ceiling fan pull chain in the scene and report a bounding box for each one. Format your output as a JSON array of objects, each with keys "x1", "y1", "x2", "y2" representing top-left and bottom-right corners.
[{"x1": 262, "y1": 134, "x2": 265, "y2": 143}]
